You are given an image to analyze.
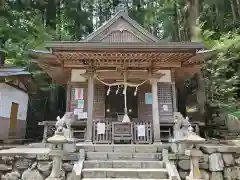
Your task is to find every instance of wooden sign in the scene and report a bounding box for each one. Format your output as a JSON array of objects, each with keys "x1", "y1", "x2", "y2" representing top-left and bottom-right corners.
[
  {"x1": 77, "y1": 100, "x2": 84, "y2": 109},
  {"x1": 145, "y1": 93, "x2": 152, "y2": 104}
]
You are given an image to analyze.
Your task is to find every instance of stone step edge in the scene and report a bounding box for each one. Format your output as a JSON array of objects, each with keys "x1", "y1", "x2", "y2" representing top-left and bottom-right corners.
[
  {"x1": 86, "y1": 152, "x2": 162, "y2": 156},
  {"x1": 82, "y1": 168, "x2": 168, "y2": 172},
  {"x1": 84, "y1": 160, "x2": 165, "y2": 163},
  {"x1": 82, "y1": 179, "x2": 170, "y2": 180}
]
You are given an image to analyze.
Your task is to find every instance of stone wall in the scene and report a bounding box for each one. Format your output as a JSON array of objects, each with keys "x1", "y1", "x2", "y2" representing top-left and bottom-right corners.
[
  {"x1": 0, "y1": 152, "x2": 79, "y2": 180},
  {"x1": 174, "y1": 144, "x2": 240, "y2": 180}
]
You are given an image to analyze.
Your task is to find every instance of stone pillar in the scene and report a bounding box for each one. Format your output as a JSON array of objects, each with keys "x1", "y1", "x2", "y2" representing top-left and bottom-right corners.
[
  {"x1": 151, "y1": 78, "x2": 161, "y2": 143},
  {"x1": 65, "y1": 83, "x2": 71, "y2": 112},
  {"x1": 47, "y1": 150, "x2": 64, "y2": 180},
  {"x1": 85, "y1": 75, "x2": 94, "y2": 143},
  {"x1": 185, "y1": 149, "x2": 203, "y2": 180}
]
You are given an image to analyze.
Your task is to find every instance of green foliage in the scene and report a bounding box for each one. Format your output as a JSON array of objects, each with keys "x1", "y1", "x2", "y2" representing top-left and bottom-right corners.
[
  {"x1": 203, "y1": 33, "x2": 240, "y2": 112},
  {"x1": 1, "y1": 0, "x2": 240, "y2": 127}
]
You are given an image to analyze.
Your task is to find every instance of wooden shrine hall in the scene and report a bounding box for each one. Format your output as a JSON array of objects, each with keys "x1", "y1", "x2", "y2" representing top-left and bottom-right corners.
[{"x1": 30, "y1": 3, "x2": 213, "y2": 144}]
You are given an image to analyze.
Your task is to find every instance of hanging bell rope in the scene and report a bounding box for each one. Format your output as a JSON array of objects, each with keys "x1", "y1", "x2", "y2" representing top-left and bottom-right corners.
[{"x1": 122, "y1": 70, "x2": 130, "y2": 123}]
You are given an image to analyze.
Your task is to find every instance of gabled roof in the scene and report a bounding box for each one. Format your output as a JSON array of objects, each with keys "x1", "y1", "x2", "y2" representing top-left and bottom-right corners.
[
  {"x1": 0, "y1": 66, "x2": 37, "y2": 94},
  {"x1": 82, "y1": 10, "x2": 160, "y2": 42}
]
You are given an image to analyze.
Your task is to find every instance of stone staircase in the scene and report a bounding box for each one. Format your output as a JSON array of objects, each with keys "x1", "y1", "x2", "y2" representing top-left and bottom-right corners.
[{"x1": 75, "y1": 144, "x2": 180, "y2": 180}]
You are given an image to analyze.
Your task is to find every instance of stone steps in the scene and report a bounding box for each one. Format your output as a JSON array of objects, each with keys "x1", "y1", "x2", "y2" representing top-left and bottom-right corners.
[
  {"x1": 78, "y1": 144, "x2": 174, "y2": 179},
  {"x1": 86, "y1": 152, "x2": 162, "y2": 161},
  {"x1": 77, "y1": 144, "x2": 171, "y2": 153},
  {"x1": 82, "y1": 168, "x2": 169, "y2": 179},
  {"x1": 83, "y1": 160, "x2": 165, "y2": 169}
]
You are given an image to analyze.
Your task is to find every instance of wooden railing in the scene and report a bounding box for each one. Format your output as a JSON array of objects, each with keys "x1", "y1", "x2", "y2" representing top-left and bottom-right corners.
[
  {"x1": 133, "y1": 121, "x2": 152, "y2": 144},
  {"x1": 92, "y1": 120, "x2": 153, "y2": 144},
  {"x1": 92, "y1": 120, "x2": 112, "y2": 144}
]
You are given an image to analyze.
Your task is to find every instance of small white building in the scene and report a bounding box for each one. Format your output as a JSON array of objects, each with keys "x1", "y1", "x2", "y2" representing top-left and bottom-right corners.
[{"x1": 0, "y1": 67, "x2": 36, "y2": 140}]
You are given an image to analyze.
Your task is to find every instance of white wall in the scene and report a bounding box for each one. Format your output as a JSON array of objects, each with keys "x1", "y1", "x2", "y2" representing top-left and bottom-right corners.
[{"x1": 0, "y1": 83, "x2": 29, "y2": 120}]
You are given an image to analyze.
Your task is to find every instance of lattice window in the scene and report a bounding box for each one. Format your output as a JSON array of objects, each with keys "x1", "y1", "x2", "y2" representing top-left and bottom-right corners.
[
  {"x1": 158, "y1": 83, "x2": 173, "y2": 121},
  {"x1": 157, "y1": 83, "x2": 172, "y2": 104},
  {"x1": 94, "y1": 86, "x2": 105, "y2": 103}
]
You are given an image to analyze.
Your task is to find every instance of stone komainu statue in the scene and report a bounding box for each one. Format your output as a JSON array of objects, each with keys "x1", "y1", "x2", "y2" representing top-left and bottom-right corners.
[
  {"x1": 172, "y1": 112, "x2": 195, "y2": 153},
  {"x1": 56, "y1": 112, "x2": 76, "y2": 131}
]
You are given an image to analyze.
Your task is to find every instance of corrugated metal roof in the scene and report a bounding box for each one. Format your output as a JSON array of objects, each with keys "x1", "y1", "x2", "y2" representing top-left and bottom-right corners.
[
  {"x1": 0, "y1": 67, "x2": 30, "y2": 77},
  {"x1": 0, "y1": 67, "x2": 37, "y2": 94}
]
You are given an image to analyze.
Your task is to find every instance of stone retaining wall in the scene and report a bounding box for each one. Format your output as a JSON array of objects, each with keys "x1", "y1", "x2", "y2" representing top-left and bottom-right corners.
[
  {"x1": 174, "y1": 144, "x2": 240, "y2": 180},
  {"x1": 0, "y1": 152, "x2": 79, "y2": 180},
  {"x1": 1, "y1": 143, "x2": 240, "y2": 180}
]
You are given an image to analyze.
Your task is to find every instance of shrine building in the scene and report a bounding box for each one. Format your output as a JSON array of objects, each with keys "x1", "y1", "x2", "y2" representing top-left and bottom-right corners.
[{"x1": 30, "y1": 3, "x2": 213, "y2": 144}]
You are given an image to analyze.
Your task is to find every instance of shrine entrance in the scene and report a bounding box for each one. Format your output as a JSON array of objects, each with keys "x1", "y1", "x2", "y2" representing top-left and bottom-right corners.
[{"x1": 105, "y1": 86, "x2": 138, "y2": 119}]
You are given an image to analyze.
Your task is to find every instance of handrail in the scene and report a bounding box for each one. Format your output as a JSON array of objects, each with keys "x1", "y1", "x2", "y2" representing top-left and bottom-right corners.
[
  {"x1": 163, "y1": 148, "x2": 181, "y2": 180},
  {"x1": 72, "y1": 149, "x2": 85, "y2": 180}
]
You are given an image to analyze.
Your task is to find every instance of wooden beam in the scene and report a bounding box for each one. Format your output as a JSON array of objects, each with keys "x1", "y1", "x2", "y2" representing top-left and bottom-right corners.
[
  {"x1": 64, "y1": 61, "x2": 182, "y2": 68},
  {"x1": 57, "y1": 52, "x2": 193, "y2": 61}
]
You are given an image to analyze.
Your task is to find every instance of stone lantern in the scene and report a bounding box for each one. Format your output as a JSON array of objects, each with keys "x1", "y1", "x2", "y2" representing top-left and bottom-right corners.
[
  {"x1": 178, "y1": 127, "x2": 205, "y2": 180},
  {"x1": 46, "y1": 125, "x2": 68, "y2": 180}
]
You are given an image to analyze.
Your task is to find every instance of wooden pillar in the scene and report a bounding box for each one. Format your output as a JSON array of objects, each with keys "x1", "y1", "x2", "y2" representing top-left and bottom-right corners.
[
  {"x1": 65, "y1": 83, "x2": 71, "y2": 112},
  {"x1": 85, "y1": 75, "x2": 94, "y2": 143},
  {"x1": 172, "y1": 81, "x2": 178, "y2": 112},
  {"x1": 151, "y1": 78, "x2": 161, "y2": 143}
]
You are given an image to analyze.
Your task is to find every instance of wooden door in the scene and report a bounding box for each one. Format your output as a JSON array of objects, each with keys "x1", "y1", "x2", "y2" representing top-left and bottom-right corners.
[{"x1": 9, "y1": 102, "x2": 19, "y2": 137}]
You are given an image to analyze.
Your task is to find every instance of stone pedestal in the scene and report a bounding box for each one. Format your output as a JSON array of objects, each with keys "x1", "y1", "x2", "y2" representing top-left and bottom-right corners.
[
  {"x1": 63, "y1": 128, "x2": 76, "y2": 153},
  {"x1": 46, "y1": 150, "x2": 65, "y2": 180},
  {"x1": 185, "y1": 149, "x2": 203, "y2": 180}
]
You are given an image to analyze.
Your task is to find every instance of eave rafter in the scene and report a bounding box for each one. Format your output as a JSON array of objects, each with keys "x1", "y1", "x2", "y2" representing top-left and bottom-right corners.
[{"x1": 55, "y1": 51, "x2": 195, "y2": 68}]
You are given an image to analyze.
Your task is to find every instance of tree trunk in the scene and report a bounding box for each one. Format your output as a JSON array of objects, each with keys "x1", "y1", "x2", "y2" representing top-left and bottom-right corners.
[
  {"x1": 56, "y1": 0, "x2": 61, "y2": 40},
  {"x1": 176, "y1": 81, "x2": 187, "y2": 117},
  {"x1": 229, "y1": 0, "x2": 237, "y2": 23},
  {"x1": 75, "y1": 0, "x2": 82, "y2": 40},
  {"x1": 46, "y1": 0, "x2": 57, "y2": 29},
  {"x1": 0, "y1": 0, "x2": 4, "y2": 10},
  {"x1": 0, "y1": 41, "x2": 5, "y2": 66},
  {"x1": 236, "y1": 0, "x2": 240, "y2": 17},
  {"x1": 172, "y1": 0, "x2": 180, "y2": 41},
  {"x1": 187, "y1": 0, "x2": 201, "y2": 42}
]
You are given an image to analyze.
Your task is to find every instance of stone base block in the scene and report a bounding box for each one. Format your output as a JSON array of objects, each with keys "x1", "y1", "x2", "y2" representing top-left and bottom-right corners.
[
  {"x1": 45, "y1": 177, "x2": 65, "y2": 180},
  {"x1": 186, "y1": 176, "x2": 202, "y2": 180}
]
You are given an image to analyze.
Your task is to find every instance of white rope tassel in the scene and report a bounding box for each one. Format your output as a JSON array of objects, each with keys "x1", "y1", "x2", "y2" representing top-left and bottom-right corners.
[
  {"x1": 116, "y1": 85, "x2": 119, "y2": 94},
  {"x1": 107, "y1": 86, "x2": 111, "y2": 96},
  {"x1": 134, "y1": 86, "x2": 138, "y2": 96}
]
